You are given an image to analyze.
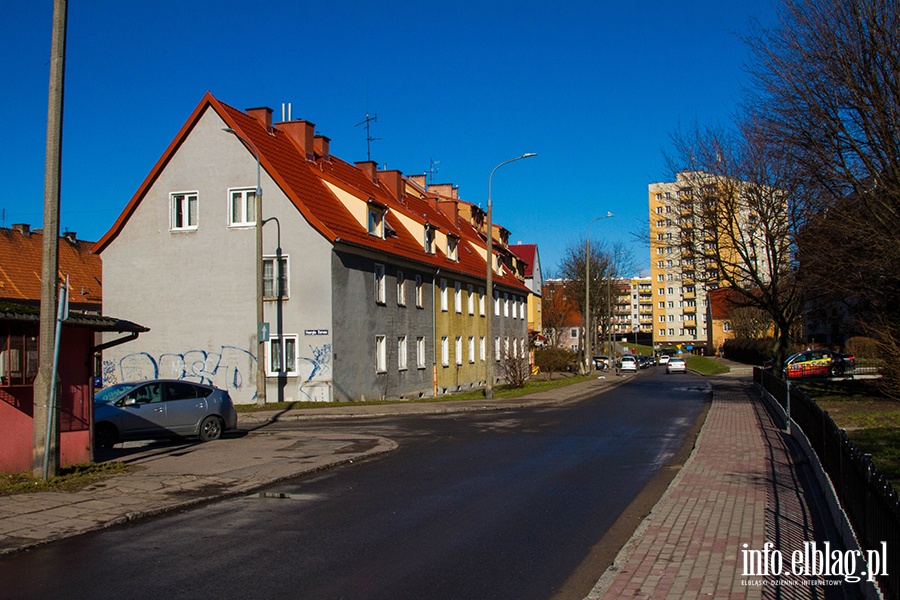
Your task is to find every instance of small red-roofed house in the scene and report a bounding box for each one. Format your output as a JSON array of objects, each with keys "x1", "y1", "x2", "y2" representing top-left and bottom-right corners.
[{"x1": 0, "y1": 226, "x2": 146, "y2": 472}]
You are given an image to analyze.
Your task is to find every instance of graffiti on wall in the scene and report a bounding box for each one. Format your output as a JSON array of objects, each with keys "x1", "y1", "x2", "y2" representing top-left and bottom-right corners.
[
  {"x1": 103, "y1": 343, "x2": 334, "y2": 404},
  {"x1": 103, "y1": 345, "x2": 257, "y2": 404},
  {"x1": 296, "y1": 343, "x2": 332, "y2": 401}
]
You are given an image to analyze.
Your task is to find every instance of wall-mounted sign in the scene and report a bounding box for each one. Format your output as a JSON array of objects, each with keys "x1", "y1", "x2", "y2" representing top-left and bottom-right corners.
[{"x1": 304, "y1": 329, "x2": 329, "y2": 336}]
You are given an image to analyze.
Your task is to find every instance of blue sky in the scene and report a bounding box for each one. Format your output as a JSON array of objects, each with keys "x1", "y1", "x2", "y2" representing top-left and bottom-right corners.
[{"x1": 3, "y1": 1, "x2": 776, "y2": 276}]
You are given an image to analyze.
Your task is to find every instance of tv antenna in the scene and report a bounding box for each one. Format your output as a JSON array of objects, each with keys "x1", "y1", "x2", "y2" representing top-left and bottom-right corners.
[
  {"x1": 355, "y1": 112, "x2": 380, "y2": 161},
  {"x1": 427, "y1": 158, "x2": 440, "y2": 190}
]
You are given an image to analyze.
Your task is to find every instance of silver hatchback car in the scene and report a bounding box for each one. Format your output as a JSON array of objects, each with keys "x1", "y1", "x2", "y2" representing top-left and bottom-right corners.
[{"x1": 94, "y1": 380, "x2": 238, "y2": 448}]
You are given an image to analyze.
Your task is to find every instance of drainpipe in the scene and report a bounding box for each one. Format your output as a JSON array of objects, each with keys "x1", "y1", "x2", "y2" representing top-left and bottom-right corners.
[{"x1": 433, "y1": 268, "x2": 440, "y2": 397}]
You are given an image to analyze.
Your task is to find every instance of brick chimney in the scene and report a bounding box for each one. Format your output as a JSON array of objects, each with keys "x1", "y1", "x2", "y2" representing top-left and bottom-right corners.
[
  {"x1": 63, "y1": 231, "x2": 77, "y2": 244},
  {"x1": 356, "y1": 161, "x2": 377, "y2": 182},
  {"x1": 437, "y1": 199, "x2": 459, "y2": 226},
  {"x1": 430, "y1": 183, "x2": 458, "y2": 199},
  {"x1": 376, "y1": 170, "x2": 404, "y2": 201},
  {"x1": 278, "y1": 120, "x2": 315, "y2": 159},
  {"x1": 11, "y1": 223, "x2": 30, "y2": 236},
  {"x1": 314, "y1": 135, "x2": 330, "y2": 160},
  {"x1": 245, "y1": 106, "x2": 273, "y2": 131}
]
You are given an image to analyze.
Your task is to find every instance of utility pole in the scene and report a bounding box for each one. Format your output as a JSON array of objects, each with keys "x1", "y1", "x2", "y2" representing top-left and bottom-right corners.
[{"x1": 33, "y1": 0, "x2": 67, "y2": 479}]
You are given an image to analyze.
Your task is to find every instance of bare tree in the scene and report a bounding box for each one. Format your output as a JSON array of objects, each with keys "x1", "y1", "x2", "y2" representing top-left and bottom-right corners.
[
  {"x1": 744, "y1": 0, "x2": 900, "y2": 393},
  {"x1": 557, "y1": 239, "x2": 633, "y2": 359},
  {"x1": 730, "y1": 305, "x2": 773, "y2": 340},
  {"x1": 497, "y1": 347, "x2": 530, "y2": 388},
  {"x1": 540, "y1": 279, "x2": 574, "y2": 349},
  {"x1": 666, "y1": 123, "x2": 807, "y2": 370}
]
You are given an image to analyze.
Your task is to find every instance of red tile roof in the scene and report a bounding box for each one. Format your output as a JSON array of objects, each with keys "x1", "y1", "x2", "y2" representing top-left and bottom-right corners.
[
  {"x1": 710, "y1": 287, "x2": 743, "y2": 320},
  {"x1": 94, "y1": 93, "x2": 528, "y2": 293},
  {"x1": 0, "y1": 227, "x2": 102, "y2": 310},
  {"x1": 508, "y1": 244, "x2": 536, "y2": 277}
]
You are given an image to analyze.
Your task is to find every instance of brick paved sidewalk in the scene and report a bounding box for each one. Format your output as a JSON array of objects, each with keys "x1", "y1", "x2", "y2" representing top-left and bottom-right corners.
[{"x1": 587, "y1": 380, "x2": 858, "y2": 600}]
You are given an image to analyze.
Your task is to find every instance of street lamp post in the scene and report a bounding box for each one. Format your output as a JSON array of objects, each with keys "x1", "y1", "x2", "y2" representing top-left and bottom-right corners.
[
  {"x1": 223, "y1": 127, "x2": 266, "y2": 407},
  {"x1": 584, "y1": 213, "x2": 614, "y2": 374},
  {"x1": 485, "y1": 153, "x2": 536, "y2": 399}
]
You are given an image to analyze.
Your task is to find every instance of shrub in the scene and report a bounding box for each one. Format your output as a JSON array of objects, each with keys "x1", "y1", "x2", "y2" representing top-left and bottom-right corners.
[
  {"x1": 534, "y1": 347, "x2": 576, "y2": 380},
  {"x1": 497, "y1": 348, "x2": 531, "y2": 388}
]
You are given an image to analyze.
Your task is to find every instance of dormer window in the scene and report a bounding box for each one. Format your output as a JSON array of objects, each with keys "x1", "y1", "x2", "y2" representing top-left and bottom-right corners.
[
  {"x1": 447, "y1": 236, "x2": 459, "y2": 261},
  {"x1": 424, "y1": 226, "x2": 435, "y2": 254},
  {"x1": 368, "y1": 206, "x2": 385, "y2": 238}
]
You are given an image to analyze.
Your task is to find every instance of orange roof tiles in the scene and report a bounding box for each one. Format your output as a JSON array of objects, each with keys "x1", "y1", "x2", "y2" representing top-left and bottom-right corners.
[
  {"x1": 0, "y1": 226, "x2": 102, "y2": 310},
  {"x1": 94, "y1": 93, "x2": 529, "y2": 294}
]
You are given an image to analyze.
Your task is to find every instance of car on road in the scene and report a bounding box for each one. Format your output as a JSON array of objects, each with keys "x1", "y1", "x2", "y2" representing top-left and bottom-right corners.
[
  {"x1": 658, "y1": 355, "x2": 670, "y2": 366},
  {"x1": 779, "y1": 350, "x2": 856, "y2": 379},
  {"x1": 93, "y1": 379, "x2": 238, "y2": 449},
  {"x1": 619, "y1": 354, "x2": 638, "y2": 372},
  {"x1": 666, "y1": 356, "x2": 687, "y2": 374},
  {"x1": 636, "y1": 355, "x2": 654, "y2": 369}
]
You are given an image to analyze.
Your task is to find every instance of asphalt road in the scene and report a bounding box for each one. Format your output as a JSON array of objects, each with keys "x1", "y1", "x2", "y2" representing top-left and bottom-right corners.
[{"x1": 0, "y1": 369, "x2": 709, "y2": 600}]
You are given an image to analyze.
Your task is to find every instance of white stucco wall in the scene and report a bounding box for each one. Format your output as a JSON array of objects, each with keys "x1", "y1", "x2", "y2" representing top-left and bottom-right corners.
[{"x1": 101, "y1": 108, "x2": 334, "y2": 403}]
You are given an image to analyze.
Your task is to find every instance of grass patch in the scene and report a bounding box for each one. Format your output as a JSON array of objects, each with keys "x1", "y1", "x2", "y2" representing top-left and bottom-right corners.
[
  {"x1": 235, "y1": 373, "x2": 596, "y2": 413},
  {"x1": 841, "y1": 428, "x2": 900, "y2": 484},
  {"x1": 799, "y1": 378, "x2": 900, "y2": 487},
  {"x1": 0, "y1": 462, "x2": 130, "y2": 496},
  {"x1": 686, "y1": 355, "x2": 731, "y2": 376}
]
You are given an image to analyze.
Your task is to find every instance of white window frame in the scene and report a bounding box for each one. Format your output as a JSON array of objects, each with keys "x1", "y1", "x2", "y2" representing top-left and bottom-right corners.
[
  {"x1": 368, "y1": 207, "x2": 385, "y2": 238},
  {"x1": 455, "y1": 336, "x2": 463, "y2": 366},
  {"x1": 440, "y1": 278, "x2": 448, "y2": 312},
  {"x1": 263, "y1": 255, "x2": 290, "y2": 300},
  {"x1": 468, "y1": 336, "x2": 475, "y2": 364},
  {"x1": 375, "y1": 335, "x2": 387, "y2": 373},
  {"x1": 170, "y1": 191, "x2": 198, "y2": 231},
  {"x1": 447, "y1": 236, "x2": 459, "y2": 261},
  {"x1": 398, "y1": 335, "x2": 408, "y2": 371},
  {"x1": 416, "y1": 336, "x2": 426, "y2": 369},
  {"x1": 479, "y1": 287, "x2": 486, "y2": 316},
  {"x1": 467, "y1": 285, "x2": 475, "y2": 315},
  {"x1": 267, "y1": 335, "x2": 298, "y2": 376},
  {"x1": 374, "y1": 263, "x2": 386, "y2": 305},
  {"x1": 415, "y1": 274, "x2": 424, "y2": 308},
  {"x1": 494, "y1": 291, "x2": 500, "y2": 316},
  {"x1": 494, "y1": 336, "x2": 501, "y2": 361},
  {"x1": 479, "y1": 336, "x2": 486, "y2": 361},
  {"x1": 441, "y1": 336, "x2": 449, "y2": 367},
  {"x1": 397, "y1": 271, "x2": 406, "y2": 306},
  {"x1": 424, "y1": 226, "x2": 435, "y2": 254},
  {"x1": 454, "y1": 281, "x2": 462, "y2": 314},
  {"x1": 228, "y1": 188, "x2": 256, "y2": 227}
]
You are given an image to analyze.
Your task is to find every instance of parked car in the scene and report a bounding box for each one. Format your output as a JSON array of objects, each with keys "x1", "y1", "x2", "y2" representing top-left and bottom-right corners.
[
  {"x1": 593, "y1": 355, "x2": 611, "y2": 370},
  {"x1": 658, "y1": 355, "x2": 670, "y2": 366},
  {"x1": 636, "y1": 355, "x2": 654, "y2": 369},
  {"x1": 666, "y1": 356, "x2": 688, "y2": 374},
  {"x1": 777, "y1": 350, "x2": 856, "y2": 379},
  {"x1": 94, "y1": 379, "x2": 238, "y2": 448},
  {"x1": 619, "y1": 354, "x2": 638, "y2": 372}
]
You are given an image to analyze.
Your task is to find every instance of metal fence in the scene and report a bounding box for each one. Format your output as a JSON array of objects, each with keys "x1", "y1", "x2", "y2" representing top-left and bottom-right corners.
[{"x1": 757, "y1": 368, "x2": 899, "y2": 600}]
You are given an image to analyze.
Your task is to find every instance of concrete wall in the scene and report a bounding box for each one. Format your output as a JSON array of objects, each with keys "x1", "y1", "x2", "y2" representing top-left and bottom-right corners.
[
  {"x1": 331, "y1": 250, "x2": 434, "y2": 401},
  {"x1": 101, "y1": 108, "x2": 334, "y2": 404}
]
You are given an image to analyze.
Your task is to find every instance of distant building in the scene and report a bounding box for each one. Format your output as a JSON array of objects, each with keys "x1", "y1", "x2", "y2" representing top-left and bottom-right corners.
[{"x1": 508, "y1": 243, "x2": 543, "y2": 335}]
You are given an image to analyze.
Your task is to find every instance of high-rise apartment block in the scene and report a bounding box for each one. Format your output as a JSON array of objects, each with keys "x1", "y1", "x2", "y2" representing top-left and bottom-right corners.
[{"x1": 648, "y1": 173, "x2": 710, "y2": 350}]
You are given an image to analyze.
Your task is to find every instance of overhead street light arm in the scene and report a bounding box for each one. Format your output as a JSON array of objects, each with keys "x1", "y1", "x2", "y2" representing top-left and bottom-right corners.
[{"x1": 485, "y1": 152, "x2": 537, "y2": 399}]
